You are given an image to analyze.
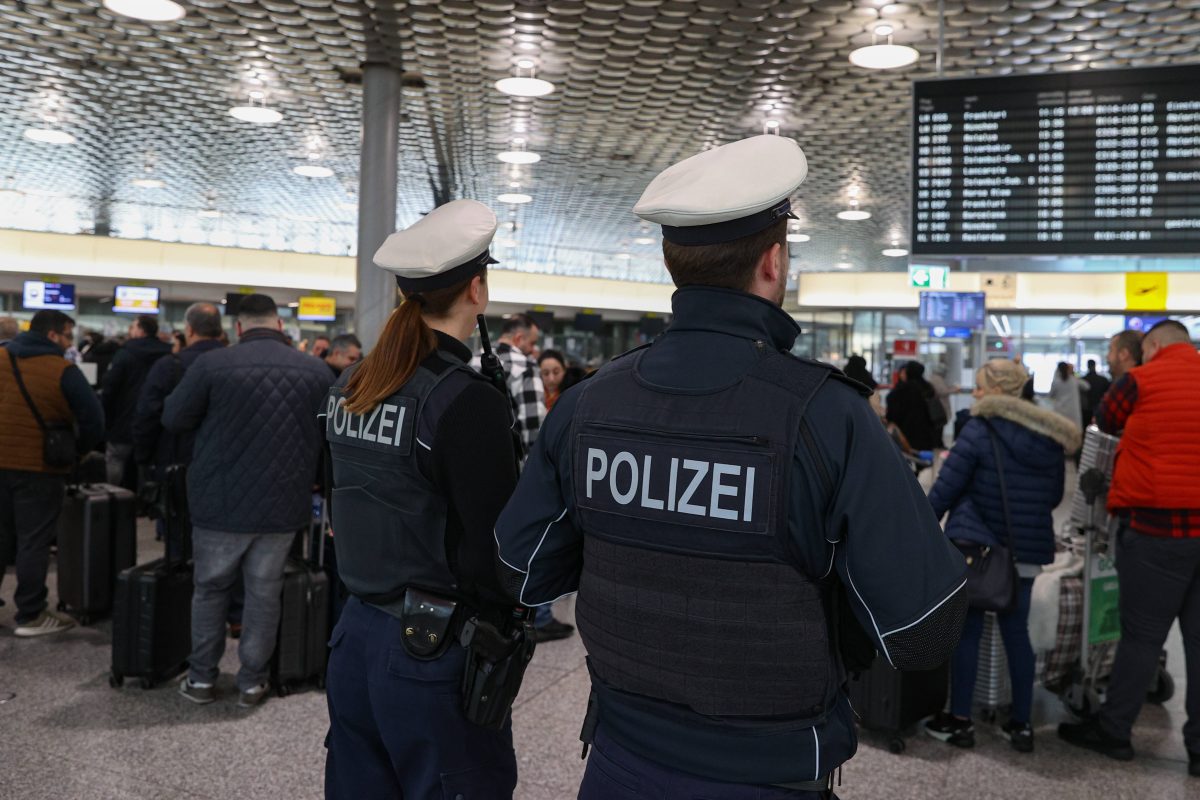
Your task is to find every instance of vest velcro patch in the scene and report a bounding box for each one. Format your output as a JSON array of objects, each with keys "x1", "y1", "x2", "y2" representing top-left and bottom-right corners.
[
  {"x1": 575, "y1": 431, "x2": 773, "y2": 534},
  {"x1": 324, "y1": 389, "x2": 415, "y2": 456}
]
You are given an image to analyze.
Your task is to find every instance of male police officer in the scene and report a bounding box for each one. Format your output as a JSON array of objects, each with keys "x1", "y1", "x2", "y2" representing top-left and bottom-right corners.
[{"x1": 494, "y1": 135, "x2": 968, "y2": 798}]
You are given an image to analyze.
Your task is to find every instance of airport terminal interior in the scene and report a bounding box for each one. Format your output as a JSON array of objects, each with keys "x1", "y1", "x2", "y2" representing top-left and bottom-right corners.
[{"x1": 2, "y1": 0, "x2": 1200, "y2": 798}]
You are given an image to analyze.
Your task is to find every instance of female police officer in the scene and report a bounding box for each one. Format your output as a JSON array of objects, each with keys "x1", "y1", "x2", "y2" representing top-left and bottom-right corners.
[{"x1": 322, "y1": 200, "x2": 521, "y2": 799}]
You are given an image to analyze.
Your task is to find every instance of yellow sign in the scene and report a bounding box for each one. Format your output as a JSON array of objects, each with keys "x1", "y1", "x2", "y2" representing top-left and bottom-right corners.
[
  {"x1": 297, "y1": 296, "x2": 337, "y2": 321},
  {"x1": 1125, "y1": 272, "x2": 1168, "y2": 311}
]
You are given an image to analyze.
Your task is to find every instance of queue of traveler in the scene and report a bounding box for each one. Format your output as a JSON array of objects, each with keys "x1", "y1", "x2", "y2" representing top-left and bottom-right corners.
[{"x1": 2, "y1": 138, "x2": 1199, "y2": 796}]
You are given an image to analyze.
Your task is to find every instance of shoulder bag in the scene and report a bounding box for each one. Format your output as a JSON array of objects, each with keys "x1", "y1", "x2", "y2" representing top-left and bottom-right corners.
[
  {"x1": 7, "y1": 348, "x2": 77, "y2": 468},
  {"x1": 953, "y1": 420, "x2": 1018, "y2": 612}
]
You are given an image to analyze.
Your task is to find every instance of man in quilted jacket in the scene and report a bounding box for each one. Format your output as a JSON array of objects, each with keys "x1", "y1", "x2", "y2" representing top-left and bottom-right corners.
[{"x1": 163, "y1": 294, "x2": 332, "y2": 708}]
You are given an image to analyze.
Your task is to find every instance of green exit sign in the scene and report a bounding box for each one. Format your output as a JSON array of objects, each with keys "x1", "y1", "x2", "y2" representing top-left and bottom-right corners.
[{"x1": 909, "y1": 265, "x2": 948, "y2": 289}]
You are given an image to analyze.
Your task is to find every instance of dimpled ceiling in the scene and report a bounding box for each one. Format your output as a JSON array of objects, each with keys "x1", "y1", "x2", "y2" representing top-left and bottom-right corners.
[{"x1": 2, "y1": 0, "x2": 1200, "y2": 285}]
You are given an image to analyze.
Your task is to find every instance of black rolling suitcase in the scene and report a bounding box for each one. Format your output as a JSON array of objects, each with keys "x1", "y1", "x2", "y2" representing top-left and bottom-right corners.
[
  {"x1": 56, "y1": 483, "x2": 137, "y2": 624},
  {"x1": 271, "y1": 524, "x2": 330, "y2": 697},
  {"x1": 847, "y1": 658, "x2": 949, "y2": 754},
  {"x1": 111, "y1": 465, "x2": 192, "y2": 690}
]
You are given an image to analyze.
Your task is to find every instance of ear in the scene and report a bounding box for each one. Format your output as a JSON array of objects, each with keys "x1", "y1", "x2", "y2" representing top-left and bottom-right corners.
[
  {"x1": 276, "y1": 318, "x2": 284, "y2": 332},
  {"x1": 758, "y1": 242, "x2": 783, "y2": 285},
  {"x1": 236, "y1": 321, "x2": 244, "y2": 337},
  {"x1": 468, "y1": 274, "x2": 485, "y2": 307}
]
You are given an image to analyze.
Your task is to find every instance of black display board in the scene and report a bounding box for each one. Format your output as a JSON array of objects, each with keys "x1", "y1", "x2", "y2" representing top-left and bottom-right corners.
[{"x1": 912, "y1": 65, "x2": 1200, "y2": 256}]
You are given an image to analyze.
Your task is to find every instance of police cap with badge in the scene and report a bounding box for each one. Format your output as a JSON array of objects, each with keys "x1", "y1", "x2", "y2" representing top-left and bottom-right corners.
[
  {"x1": 633, "y1": 134, "x2": 808, "y2": 245},
  {"x1": 373, "y1": 198, "x2": 499, "y2": 293}
]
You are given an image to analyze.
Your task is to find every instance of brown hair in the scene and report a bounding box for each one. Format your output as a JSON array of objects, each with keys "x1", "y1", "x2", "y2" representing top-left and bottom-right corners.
[
  {"x1": 661, "y1": 219, "x2": 787, "y2": 291},
  {"x1": 1112, "y1": 329, "x2": 1144, "y2": 366},
  {"x1": 342, "y1": 271, "x2": 483, "y2": 414}
]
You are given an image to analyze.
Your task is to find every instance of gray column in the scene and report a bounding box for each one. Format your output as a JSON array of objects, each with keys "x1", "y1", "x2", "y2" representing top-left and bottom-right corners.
[{"x1": 355, "y1": 63, "x2": 402, "y2": 352}]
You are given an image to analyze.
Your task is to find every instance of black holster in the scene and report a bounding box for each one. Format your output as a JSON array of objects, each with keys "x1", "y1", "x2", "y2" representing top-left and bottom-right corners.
[
  {"x1": 459, "y1": 609, "x2": 536, "y2": 729},
  {"x1": 400, "y1": 589, "x2": 458, "y2": 661}
]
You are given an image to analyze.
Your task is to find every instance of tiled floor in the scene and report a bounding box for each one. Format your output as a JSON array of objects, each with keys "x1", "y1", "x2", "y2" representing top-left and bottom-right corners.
[{"x1": 1, "y1": 511, "x2": 1194, "y2": 799}]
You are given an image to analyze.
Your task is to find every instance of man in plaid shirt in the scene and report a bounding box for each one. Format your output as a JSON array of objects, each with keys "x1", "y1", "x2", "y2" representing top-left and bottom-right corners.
[
  {"x1": 472, "y1": 314, "x2": 574, "y2": 642},
  {"x1": 1060, "y1": 321, "x2": 1200, "y2": 776}
]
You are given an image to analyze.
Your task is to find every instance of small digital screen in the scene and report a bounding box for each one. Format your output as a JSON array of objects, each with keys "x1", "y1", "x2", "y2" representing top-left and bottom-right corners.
[
  {"x1": 297, "y1": 296, "x2": 336, "y2": 322},
  {"x1": 573, "y1": 312, "x2": 603, "y2": 333},
  {"x1": 23, "y1": 281, "x2": 76, "y2": 310},
  {"x1": 113, "y1": 285, "x2": 160, "y2": 314},
  {"x1": 1125, "y1": 314, "x2": 1169, "y2": 332},
  {"x1": 930, "y1": 326, "x2": 974, "y2": 339},
  {"x1": 919, "y1": 291, "x2": 987, "y2": 331}
]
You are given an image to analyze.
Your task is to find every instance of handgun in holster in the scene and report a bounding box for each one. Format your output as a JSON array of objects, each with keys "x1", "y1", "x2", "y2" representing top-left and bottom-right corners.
[{"x1": 459, "y1": 606, "x2": 537, "y2": 729}]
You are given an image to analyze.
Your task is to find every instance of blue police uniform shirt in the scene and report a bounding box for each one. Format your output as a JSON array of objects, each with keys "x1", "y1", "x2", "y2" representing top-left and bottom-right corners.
[{"x1": 495, "y1": 286, "x2": 966, "y2": 780}]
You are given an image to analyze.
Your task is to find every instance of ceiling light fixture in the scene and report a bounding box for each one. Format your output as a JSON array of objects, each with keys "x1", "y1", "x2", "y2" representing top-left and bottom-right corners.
[
  {"x1": 132, "y1": 178, "x2": 165, "y2": 189},
  {"x1": 495, "y1": 61, "x2": 555, "y2": 98},
  {"x1": 787, "y1": 233, "x2": 810, "y2": 243},
  {"x1": 837, "y1": 199, "x2": 871, "y2": 221},
  {"x1": 882, "y1": 238, "x2": 909, "y2": 257},
  {"x1": 763, "y1": 119, "x2": 781, "y2": 135},
  {"x1": 102, "y1": 0, "x2": 186, "y2": 22},
  {"x1": 497, "y1": 138, "x2": 541, "y2": 164},
  {"x1": 23, "y1": 128, "x2": 75, "y2": 145},
  {"x1": 849, "y1": 24, "x2": 920, "y2": 70},
  {"x1": 198, "y1": 208, "x2": 221, "y2": 219},
  {"x1": 835, "y1": 262, "x2": 854, "y2": 270},
  {"x1": 229, "y1": 92, "x2": 283, "y2": 124},
  {"x1": 634, "y1": 236, "x2": 656, "y2": 246},
  {"x1": 294, "y1": 164, "x2": 334, "y2": 178},
  {"x1": 497, "y1": 192, "x2": 532, "y2": 204}
]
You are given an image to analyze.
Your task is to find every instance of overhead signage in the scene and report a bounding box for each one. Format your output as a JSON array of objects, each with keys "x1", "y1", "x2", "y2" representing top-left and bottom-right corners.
[
  {"x1": 894, "y1": 339, "x2": 919, "y2": 357},
  {"x1": 113, "y1": 285, "x2": 161, "y2": 314},
  {"x1": 918, "y1": 291, "x2": 987, "y2": 331},
  {"x1": 23, "y1": 280, "x2": 75, "y2": 310},
  {"x1": 1124, "y1": 272, "x2": 1168, "y2": 311},
  {"x1": 297, "y1": 296, "x2": 337, "y2": 322},
  {"x1": 930, "y1": 326, "x2": 973, "y2": 339},
  {"x1": 908, "y1": 265, "x2": 948, "y2": 289}
]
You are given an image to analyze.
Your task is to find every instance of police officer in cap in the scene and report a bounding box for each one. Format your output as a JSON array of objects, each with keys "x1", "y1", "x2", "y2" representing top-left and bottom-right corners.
[
  {"x1": 322, "y1": 200, "x2": 523, "y2": 799},
  {"x1": 494, "y1": 136, "x2": 968, "y2": 798}
]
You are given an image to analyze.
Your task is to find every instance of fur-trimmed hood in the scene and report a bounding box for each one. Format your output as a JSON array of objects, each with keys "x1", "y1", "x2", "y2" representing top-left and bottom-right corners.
[{"x1": 971, "y1": 394, "x2": 1082, "y2": 454}]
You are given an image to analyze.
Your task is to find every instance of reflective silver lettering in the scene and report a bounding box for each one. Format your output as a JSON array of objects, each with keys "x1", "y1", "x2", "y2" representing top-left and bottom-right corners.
[
  {"x1": 586, "y1": 448, "x2": 608, "y2": 499},
  {"x1": 333, "y1": 398, "x2": 347, "y2": 435},
  {"x1": 346, "y1": 407, "x2": 359, "y2": 438},
  {"x1": 640, "y1": 455, "x2": 664, "y2": 510},
  {"x1": 678, "y1": 459, "x2": 708, "y2": 516},
  {"x1": 393, "y1": 406, "x2": 407, "y2": 447},
  {"x1": 709, "y1": 463, "x2": 740, "y2": 520},
  {"x1": 377, "y1": 404, "x2": 396, "y2": 443},
  {"x1": 668, "y1": 457, "x2": 679, "y2": 512},
  {"x1": 610, "y1": 451, "x2": 638, "y2": 505},
  {"x1": 743, "y1": 467, "x2": 756, "y2": 522},
  {"x1": 324, "y1": 394, "x2": 337, "y2": 434},
  {"x1": 361, "y1": 405, "x2": 382, "y2": 443}
]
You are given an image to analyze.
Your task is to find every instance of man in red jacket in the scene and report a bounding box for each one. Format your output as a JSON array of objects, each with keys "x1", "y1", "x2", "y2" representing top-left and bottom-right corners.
[{"x1": 1060, "y1": 319, "x2": 1200, "y2": 778}]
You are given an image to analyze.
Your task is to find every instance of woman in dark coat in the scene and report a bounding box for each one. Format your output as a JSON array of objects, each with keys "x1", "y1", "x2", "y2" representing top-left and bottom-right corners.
[
  {"x1": 843, "y1": 354, "x2": 877, "y2": 390},
  {"x1": 885, "y1": 360, "x2": 944, "y2": 450},
  {"x1": 924, "y1": 359, "x2": 1081, "y2": 753}
]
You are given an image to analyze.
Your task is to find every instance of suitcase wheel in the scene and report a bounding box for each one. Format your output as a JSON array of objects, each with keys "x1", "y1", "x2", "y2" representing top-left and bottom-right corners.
[
  {"x1": 109, "y1": 672, "x2": 124, "y2": 689},
  {"x1": 889, "y1": 737, "x2": 906, "y2": 755},
  {"x1": 1146, "y1": 668, "x2": 1174, "y2": 705}
]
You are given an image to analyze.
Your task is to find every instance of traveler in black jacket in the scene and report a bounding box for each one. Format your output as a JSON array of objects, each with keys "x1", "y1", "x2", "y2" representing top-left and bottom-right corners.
[
  {"x1": 163, "y1": 294, "x2": 330, "y2": 708},
  {"x1": 101, "y1": 315, "x2": 171, "y2": 487},
  {"x1": 886, "y1": 360, "x2": 945, "y2": 450}
]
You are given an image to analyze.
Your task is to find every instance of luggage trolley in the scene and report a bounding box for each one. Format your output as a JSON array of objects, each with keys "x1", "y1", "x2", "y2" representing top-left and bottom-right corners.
[{"x1": 1057, "y1": 426, "x2": 1174, "y2": 718}]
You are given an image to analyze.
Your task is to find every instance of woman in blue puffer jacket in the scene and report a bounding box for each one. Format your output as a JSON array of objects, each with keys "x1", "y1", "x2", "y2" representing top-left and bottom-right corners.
[{"x1": 924, "y1": 359, "x2": 1081, "y2": 754}]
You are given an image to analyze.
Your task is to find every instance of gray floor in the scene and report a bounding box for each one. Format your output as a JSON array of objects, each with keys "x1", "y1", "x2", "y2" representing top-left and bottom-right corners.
[{"x1": 1, "y1": 515, "x2": 1194, "y2": 799}]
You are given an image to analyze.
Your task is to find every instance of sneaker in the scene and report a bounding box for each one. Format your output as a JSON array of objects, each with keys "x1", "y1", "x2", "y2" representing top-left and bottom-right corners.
[
  {"x1": 178, "y1": 678, "x2": 215, "y2": 705},
  {"x1": 1002, "y1": 720, "x2": 1034, "y2": 753},
  {"x1": 924, "y1": 712, "x2": 976, "y2": 748},
  {"x1": 238, "y1": 683, "x2": 270, "y2": 709},
  {"x1": 532, "y1": 620, "x2": 575, "y2": 643},
  {"x1": 1057, "y1": 719, "x2": 1134, "y2": 761},
  {"x1": 13, "y1": 610, "x2": 75, "y2": 638}
]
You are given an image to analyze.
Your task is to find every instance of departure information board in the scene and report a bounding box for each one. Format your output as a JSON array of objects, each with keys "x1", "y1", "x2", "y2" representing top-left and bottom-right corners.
[{"x1": 912, "y1": 65, "x2": 1200, "y2": 256}]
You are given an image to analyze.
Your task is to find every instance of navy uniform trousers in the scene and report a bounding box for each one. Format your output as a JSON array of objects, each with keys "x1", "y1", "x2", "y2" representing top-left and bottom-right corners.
[
  {"x1": 579, "y1": 728, "x2": 837, "y2": 800},
  {"x1": 324, "y1": 596, "x2": 517, "y2": 800}
]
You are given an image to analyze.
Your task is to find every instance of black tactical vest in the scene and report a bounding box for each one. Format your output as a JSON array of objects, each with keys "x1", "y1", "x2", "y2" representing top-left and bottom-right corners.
[
  {"x1": 324, "y1": 356, "x2": 481, "y2": 607},
  {"x1": 571, "y1": 347, "x2": 839, "y2": 720}
]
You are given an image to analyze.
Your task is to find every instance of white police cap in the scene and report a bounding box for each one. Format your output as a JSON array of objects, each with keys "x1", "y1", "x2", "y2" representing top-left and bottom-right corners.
[
  {"x1": 373, "y1": 199, "x2": 500, "y2": 292},
  {"x1": 633, "y1": 135, "x2": 807, "y2": 246}
]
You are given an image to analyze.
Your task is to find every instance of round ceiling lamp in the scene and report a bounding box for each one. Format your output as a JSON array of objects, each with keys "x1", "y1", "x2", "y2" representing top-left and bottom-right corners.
[
  {"x1": 849, "y1": 25, "x2": 919, "y2": 70},
  {"x1": 23, "y1": 128, "x2": 75, "y2": 145},
  {"x1": 132, "y1": 178, "x2": 165, "y2": 189},
  {"x1": 882, "y1": 238, "x2": 909, "y2": 257},
  {"x1": 229, "y1": 92, "x2": 283, "y2": 124},
  {"x1": 294, "y1": 164, "x2": 334, "y2": 178},
  {"x1": 198, "y1": 208, "x2": 221, "y2": 218},
  {"x1": 496, "y1": 60, "x2": 555, "y2": 98},
  {"x1": 837, "y1": 199, "x2": 871, "y2": 221},
  {"x1": 102, "y1": 0, "x2": 186, "y2": 22},
  {"x1": 787, "y1": 233, "x2": 810, "y2": 243},
  {"x1": 634, "y1": 236, "x2": 656, "y2": 246},
  {"x1": 835, "y1": 261, "x2": 854, "y2": 270},
  {"x1": 497, "y1": 139, "x2": 541, "y2": 164},
  {"x1": 497, "y1": 192, "x2": 533, "y2": 204}
]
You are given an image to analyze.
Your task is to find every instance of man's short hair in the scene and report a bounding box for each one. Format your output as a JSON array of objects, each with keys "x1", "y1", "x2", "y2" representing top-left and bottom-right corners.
[
  {"x1": 329, "y1": 333, "x2": 362, "y2": 353},
  {"x1": 30, "y1": 309, "x2": 74, "y2": 336},
  {"x1": 1113, "y1": 329, "x2": 1144, "y2": 366},
  {"x1": 236, "y1": 293, "x2": 279, "y2": 329},
  {"x1": 135, "y1": 314, "x2": 159, "y2": 338},
  {"x1": 185, "y1": 302, "x2": 223, "y2": 339},
  {"x1": 502, "y1": 313, "x2": 537, "y2": 337},
  {"x1": 0, "y1": 316, "x2": 18, "y2": 340},
  {"x1": 661, "y1": 219, "x2": 788, "y2": 291},
  {"x1": 314, "y1": 334, "x2": 331, "y2": 344},
  {"x1": 1146, "y1": 319, "x2": 1192, "y2": 346},
  {"x1": 1087, "y1": 359, "x2": 1096, "y2": 370}
]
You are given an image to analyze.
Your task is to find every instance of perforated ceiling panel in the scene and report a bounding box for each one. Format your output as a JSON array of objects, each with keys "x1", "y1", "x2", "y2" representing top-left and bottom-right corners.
[{"x1": 2, "y1": 0, "x2": 1199, "y2": 283}]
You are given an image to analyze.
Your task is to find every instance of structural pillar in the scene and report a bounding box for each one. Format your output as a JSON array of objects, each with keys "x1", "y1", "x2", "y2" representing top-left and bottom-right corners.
[{"x1": 355, "y1": 63, "x2": 402, "y2": 351}]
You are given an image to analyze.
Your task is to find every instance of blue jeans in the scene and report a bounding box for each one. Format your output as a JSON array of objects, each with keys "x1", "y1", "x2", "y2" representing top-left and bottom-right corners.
[
  {"x1": 189, "y1": 528, "x2": 293, "y2": 691},
  {"x1": 534, "y1": 604, "x2": 554, "y2": 627},
  {"x1": 950, "y1": 578, "x2": 1036, "y2": 723}
]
